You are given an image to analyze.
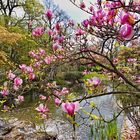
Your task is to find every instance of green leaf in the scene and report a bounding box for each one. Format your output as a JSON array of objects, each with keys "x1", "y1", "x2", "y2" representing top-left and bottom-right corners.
[
  {"x1": 90, "y1": 114, "x2": 100, "y2": 120},
  {"x1": 82, "y1": 72, "x2": 107, "y2": 80},
  {"x1": 90, "y1": 101, "x2": 96, "y2": 107},
  {"x1": 0, "y1": 100, "x2": 6, "y2": 104}
]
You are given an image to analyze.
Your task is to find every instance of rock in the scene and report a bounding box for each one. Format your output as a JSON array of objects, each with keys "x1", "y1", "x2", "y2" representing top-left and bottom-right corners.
[
  {"x1": 46, "y1": 127, "x2": 57, "y2": 137},
  {"x1": 0, "y1": 118, "x2": 56, "y2": 140},
  {"x1": 0, "y1": 117, "x2": 79, "y2": 140}
]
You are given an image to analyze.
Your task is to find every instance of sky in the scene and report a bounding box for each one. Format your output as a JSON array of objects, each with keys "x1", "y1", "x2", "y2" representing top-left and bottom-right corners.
[
  {"x1": 51, "y1": 0, "x2": 91, "y2": 22},
  {"x1": 16, "y1": 0, "x2": 92, "y2": 23}
]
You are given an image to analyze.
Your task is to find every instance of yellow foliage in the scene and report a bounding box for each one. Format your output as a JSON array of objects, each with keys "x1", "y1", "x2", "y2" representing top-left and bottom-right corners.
[
  {"x1": 0, "y1": 50, "x2": 14, "y2": 68},
  {"x1": 0, "y1": 26, "x2": 23, "y2": 45}
]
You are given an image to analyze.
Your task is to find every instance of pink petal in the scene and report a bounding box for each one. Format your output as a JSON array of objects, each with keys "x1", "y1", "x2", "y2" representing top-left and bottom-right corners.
[
  {"x1": 74, "y1": 102, "x2": 80, "y2": 111},
  {"x1": 61, "y1": 103, "x2": 67, "y2": 113}
]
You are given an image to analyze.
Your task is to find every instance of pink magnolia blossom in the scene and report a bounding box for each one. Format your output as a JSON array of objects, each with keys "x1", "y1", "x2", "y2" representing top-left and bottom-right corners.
[
  {"x1": 52, "y1": 43, "x2": 63, "y2": 52},
  {"x1": 13, "y1": 77, "x2": 23, "y2": 90},
  {"x1": 53, "y1": 87, "x2": 69, "y2": 96},
  {"x1": 14, "y1": 77, "x2": 23, "y2": 86},
  {"x1": 119, "y1": 23, "x2": 134, "y2": 40},
  {"x1": 55, "y1": 22, "x2": 61, "y2": 31},
  {"x1": 13, "y1": 85, "x2": 19, "y2": 91},
  {"x1": 89, "y1": 6, "x2": 94, "y2": 12},
  {"x1": 61, "y1": 87, "x2": 69, "y2": 95},
  {"x1": 48, "y1": 29, "x2": 53, "y2": 36},
  {"x1": 26, "y1": 66, "x2": 34, "y2": 73},
  {"x1": 87, "y1": 77, "x2": 101, "y2": 87},
  {"x1": 28, "y1": 51, "x2": 36, "y2": 58},
  {"x1": 135, "y1": 76, "x2": 140, "y2": 84},
  {"x1": 135, "y1": 79, "x2": 140, "y2": 84},
  {"x1": 82, "y1": 19, "x2": 89, "y2": 28},
  {"x1": 38, "y1": 48, "x2": 45, "y2": 56},
  {"x1": 28, "y1": 20, "x2": 32, "y2": 28},
  {"x1": 53, "y1": 35, "x2": 59, "y2": 41},
  {"x1": 15, "y1": 95, "x2": 24, "y2": 103},
  {"x1": 62, "y1": 102, "x2": 80, "y2": 116},
  {"x1": 33, "y1": 61, "x2": 41, "y2": 68},
  {"x1": 75, "y1": 29, "x2": 84, "y2": 36},
  {"x1": 32, "y1": 27, "x2": 44, "y2": 37},
  {"x1": 94, "y1": 9, "x2": 106, "y2": 25},
  {"x1": 80, "y1": 2, "x2": 86, "y2": 9},
  {"x1": 3, "y1": 105, "x2": 9, "y2": 111},
  {"x1": 0, "y1": 89, "x2": 9, "y2": 97},
  {"x1": 39, "y1": 95, "x2": 47, "y2": 100},
  {"x1": 45, "y1": 9, "x2": 53, "y2": 20},
  {"x1": 54, "y1": 98, "x2": 61, "y2": 106},
  {"x1": 28, "y1": 73, "x2": 35, "y2": 80},
  {"x1": 82, "y1": 70, "x2": 89, "y2": 75},
  {"x1": 53, "y1": 90, "x2": 60, "y2": 95},
  {"x1": 120, "y1": 11, "x2": 134, "y2": 25},
  {"x1": 7, "y1": 70, "x2": 15, "y2": 80},
  {"x1": 57, "y1": 55, "x2": 64, "y2": 59},
  {"x1": 19, "y1": 64, "x2": 27, "y2": 72},
  {"x1": 44, "y1": 56, "x2": 52, "y2": 65},
  {"x1": 127, "y1": 58, "x2": 137, "y2": 63},
  {"x1": 58, "y1": 36, "x2": 65, "y2": 43},
  {"x1": 68, "y1": 20, "x2": 75, "y2": 26},
  {"x1": 36, "y1": 104, "x2": 49, "y2": 113},
  {"x1": 105, "y1": 1, "x2": 121, "y2": 9}
]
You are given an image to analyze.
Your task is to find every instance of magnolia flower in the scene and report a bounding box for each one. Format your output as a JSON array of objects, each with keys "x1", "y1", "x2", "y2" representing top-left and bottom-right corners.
[
  {"x1": 52, "y1": 43, "x2": 63, "y2": 52},
  {"x1": 54, "y1": 98, "x2": 61, "y2": 106},
  {"x1": 87, "y1": 77, "x2": 101, "y2": 87},
  {"x1": 34, "y1": 61, "x2": 41, "y2": 68},
  {"x1": 135, "y1": 76, "x2": 140, "y2": 84},
  {"x1": 14, "y1": 77, "x2": 23, "y2": 87},
  {"x1": 0, "y1": 89, "x2": 9, "y2": 97},
  {"x1": 13, "y1": 77, "x2": 23, "y2": 90},
  {"x1": 75, "y1": 29, "x2": 84, "y2": 36},
  {"x1": 80, "y1": 2, "x2": 86, "y2": 9},
  {"x1": 38, "y1": 48, "x2": 45, "y2": 56},
  {"x1": 120, "y1": 11, "x2": 134, "y2": 25},
  {"x1": 28, "y1": 73, "x2": 35, "y2": 80},
  {"x1": 28, "y1": 20, "x2": 32, "y2": 28},
  {"x1": 48, "y1": 29, "x2": 53, "y2": 36},
  {"x1": 82, "y1": 70, "x2": 89, "y2": 75},
  {"x1": 62, "y1": 102, "x2": 80, "y2": 116},
  {"x1": 26, "y1": 66, "x2": 34, "y2": 73},
  {"x1": 119, "y1": 23, "x2": 134, "y2": 40},
  {"x1": 36, "y1": 104, "x2": 49, "y2": 113},
  {"x1": 89, "y1": 6, "x2": 94, "y2": 12},
  {"x1": 82, "y1": 19, "x2": 89, "y2": 28},
  {"x1": 28, "y1": 51, "x2": 36, "y2": 58},
  {"x1": 61, "y1": 87, "x2": 69, "y2": 95},
  {"x1": 19, "y1": 64, "x2": 27, "y2": 72},
  {"x1": 55, "y1": 22, "x2": 61, "y2": 31},
  {"x1": 3, "y1": 105, "x2": 9, "y2": 111},
  {"x1": 45, "y1": 9, "x2": 53, "y2": 20},
  {"x1": 127, "y1": 58, "x2": 137, "y2": 63},
  {"x1": 13, "y1": 85, "x2": 19, "y2": 91},
  {"x1": 44, "y1": 56, "x2": 52, "y2": 65},
  {"x1": 39, "y1": 95, "x2": 47, "y2": 100},
  {"x1": 32, "y1": 27, "x2": 44, "y2": 37},
  {"x1": 15, "y1": 95, "x2": 24, "y2": 104},
  {"x1": 113, "y1": 58, "x2": 119, "y2": 64},
  {"x1": 54, "y1": 87, "x2": 69, "y2": 96},
  {"x1": 58, "y1": 36, "x2": 65, "y2": 43},
  {"x1": 68, "y1": 20, "x2": 75, "y2": 26},
  {"x1": 7, "y1": 70, "x2": 15, "y2": 80}
]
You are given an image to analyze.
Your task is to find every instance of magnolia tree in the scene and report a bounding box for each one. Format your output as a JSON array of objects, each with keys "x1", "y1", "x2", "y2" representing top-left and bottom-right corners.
[{"x1": 0, "y1": 0, "x2": 140, "y2": 139}]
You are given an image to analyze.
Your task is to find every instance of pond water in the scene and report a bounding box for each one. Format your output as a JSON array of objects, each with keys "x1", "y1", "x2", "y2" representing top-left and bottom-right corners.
[
  {"x1": 0, "y1": 94, "x2": 125, "y2": 140},
  {"x1": 76, "y1": 95, "x2": 124, "y2": 139}
]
